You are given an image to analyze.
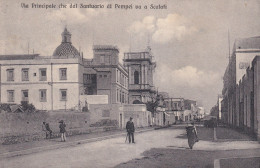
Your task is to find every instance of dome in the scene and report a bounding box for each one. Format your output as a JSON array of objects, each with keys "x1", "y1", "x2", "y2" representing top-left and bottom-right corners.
[
  {"x1": 53, "y1": 43, "x2": 80, "y2": 58},
  {"x1": 53, "y1": 28, "x2": 80, "y2": 58}
]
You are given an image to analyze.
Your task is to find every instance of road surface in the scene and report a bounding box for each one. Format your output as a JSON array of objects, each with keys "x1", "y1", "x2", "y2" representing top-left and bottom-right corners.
[
  {"x1": 1, "y1": 128, "x2": 184, "y2": 168},
  {"x1": 1, "y1": 127, "x2": 260, "y2": 168}
]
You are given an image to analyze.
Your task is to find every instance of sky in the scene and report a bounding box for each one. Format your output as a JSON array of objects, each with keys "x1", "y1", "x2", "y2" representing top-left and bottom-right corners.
[{"x1": 0, "y1": 0, "x2": 260, "y2": 112}]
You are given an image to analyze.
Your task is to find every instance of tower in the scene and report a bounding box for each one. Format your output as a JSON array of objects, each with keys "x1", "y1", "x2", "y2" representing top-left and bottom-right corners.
[{"x1": 124, "y1": 47, "x2": 156, "y2": 104}]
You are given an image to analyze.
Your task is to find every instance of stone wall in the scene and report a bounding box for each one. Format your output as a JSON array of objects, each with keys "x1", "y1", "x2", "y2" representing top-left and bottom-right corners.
[{"x1": 0, "y1": 111, "x2": 92, "y2": 144}]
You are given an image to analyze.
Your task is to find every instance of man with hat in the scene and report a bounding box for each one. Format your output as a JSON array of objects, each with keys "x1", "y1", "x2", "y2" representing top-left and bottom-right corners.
[
  {"x1": 59, "y1": 120, "x2": 66, "y2": 142},
  {"x1": 42, "y1": 122, "x2": 52, "y2": 139},
  {"x1": 126, "y1": 117, "x2": 135, "y2": 143}
]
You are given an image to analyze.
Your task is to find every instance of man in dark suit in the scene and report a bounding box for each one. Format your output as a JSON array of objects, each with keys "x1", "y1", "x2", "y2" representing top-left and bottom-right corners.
[{"x1": 126, "y1": 117, "x2": 135, "y2": 143}]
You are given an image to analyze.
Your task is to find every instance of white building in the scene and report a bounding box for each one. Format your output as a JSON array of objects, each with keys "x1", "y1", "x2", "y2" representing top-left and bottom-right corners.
[
  {"x1": 0, "y1": 55, "x2": 84, "y2": 111},
  {"x1": 0, "y1": 28, "x2": 85, "y2": 111}
]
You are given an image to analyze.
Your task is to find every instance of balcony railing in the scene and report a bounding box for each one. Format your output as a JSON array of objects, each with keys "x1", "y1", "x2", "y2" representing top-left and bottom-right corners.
[
  {"x1": 129, "y1": 84, "x2": 155, "y2": 91},
  {"x1": 124, "y1": 52, "x2": 152, "y2": 61}
]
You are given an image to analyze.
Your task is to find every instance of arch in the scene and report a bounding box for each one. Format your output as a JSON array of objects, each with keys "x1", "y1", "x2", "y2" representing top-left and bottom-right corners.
[{"x1": 134, "y1": 71, "x2": 139, "y2": 84}]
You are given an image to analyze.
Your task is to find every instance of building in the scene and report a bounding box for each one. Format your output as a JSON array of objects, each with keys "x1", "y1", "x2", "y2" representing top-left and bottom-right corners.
[
  {"x1": 222, "y1": 36, "x2": 260, "y2": 127},
  {"x1": 217, "y1": 95, "x2": 223, "y2": 120},
  {"x1": 233, "y1": 56, "x2": 260, "y2": 140},
  {"x1": 0, "y1": 28, "x2": 128, "y2": 111},
  {"x1": 0, "y1": 28, "x2": 85, "y2": 111},
  {"x1": 83, "y1": 45, "x2": 129, "y2": 104},
  {"x1": 123, "y1": 47, "x2": 156, "y2": 104},
  {"x1": 163, "y1": 97, "x2": 199, "y2": 122}
]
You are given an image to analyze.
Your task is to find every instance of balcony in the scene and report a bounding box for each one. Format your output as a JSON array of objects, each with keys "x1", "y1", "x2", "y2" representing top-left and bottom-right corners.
[
  {"x1": 129, "y1": 84, "x2": 156, "y2": 92},
  {"x1": 124, "y1": 52, "x2": 153, "y2": 61}
]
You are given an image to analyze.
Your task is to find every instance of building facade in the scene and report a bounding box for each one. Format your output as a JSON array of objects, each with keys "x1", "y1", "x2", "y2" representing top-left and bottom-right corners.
[
  {"x1": 83, "y1": 45, "x2": 129, "y2": 104},
  {"x1": 123, "y1": 47, "x2": 156, "y2": 104},
  {"x1": 0, "y1": 28, "x2": 129, "y2": 111},
  {"x1": 233, "y1": 56, "x2": 260, "y2": 140},
  {"x1": 222, "y1": 36, "x2": 260, "y2": 127}
]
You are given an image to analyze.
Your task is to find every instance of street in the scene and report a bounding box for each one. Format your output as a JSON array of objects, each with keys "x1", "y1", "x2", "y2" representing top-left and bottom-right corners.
[{"x1": 1, "y1": 126, "x2": 260, "y2": 168}]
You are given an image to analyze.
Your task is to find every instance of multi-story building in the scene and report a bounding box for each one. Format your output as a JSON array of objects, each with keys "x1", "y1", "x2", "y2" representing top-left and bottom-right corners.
[
  {"x1": 0, "y1": 28, "x2": 84, "y2": 111},
  {"x1": 123, "y1": 47, "x2": 156, "y2": 104},
  {"x1": 0, "y1": 28, "x2": 129, "y2": 111},
  {"x1": 83, "y1": 45, "x2": 129, "y2": 104},
  {"x1": 233, "y1": 55, "x2": 260, "y2": 140},
  {"x1": 222, "y1": 36, "x2": 260, "y2": 127}
]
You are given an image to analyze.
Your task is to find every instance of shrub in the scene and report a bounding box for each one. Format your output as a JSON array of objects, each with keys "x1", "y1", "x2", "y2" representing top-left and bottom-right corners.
[
  {"x1": 0, "y1": 103, "x2": 15, "y2": 112},
  {"x1": 21, "y1": 101, "x2": 36, "y2": 113}
]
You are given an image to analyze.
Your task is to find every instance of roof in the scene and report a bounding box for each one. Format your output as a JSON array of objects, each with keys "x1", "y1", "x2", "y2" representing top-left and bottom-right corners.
[
  {"x1": 53, "y1": 43, "x2": 80, "y2": 58},
  {"x1": 93, "y1": 45, "x2": 119, "y2": 51},
  {"x1": 0, "y1": 54, "x2": 39, "y2": 60},
  {"x1": 53, "y1": 28, "x2": 80, "y2": 58},
  {"x1": 234, "y1": 36, "x2": 260, "y2": 50}
]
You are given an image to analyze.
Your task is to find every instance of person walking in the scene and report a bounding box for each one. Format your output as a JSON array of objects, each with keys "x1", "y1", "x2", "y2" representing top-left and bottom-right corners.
[
  {"x1": 59, "y1": 120, "x2": 66, "y2": 142},
  {"x1": 186, "y1": 122, "x2": 199, "y2": 149},
  {"x1": 42, "y1": 122, "x2": 52, "y2": 139},
  {"x1": 126, "y1": 117, "x2": 135, "y2": 143}
]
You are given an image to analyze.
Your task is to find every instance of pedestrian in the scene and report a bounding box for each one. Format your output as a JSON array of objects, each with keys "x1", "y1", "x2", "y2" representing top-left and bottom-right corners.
[
  {"x1": 191, "y1": 122, "x2": 199, "y2": 142},
  {"x1": 42, "y1": 122, "x2": 52, "y2": 139},
  {"x1": 59, "y1": 120, "x2": 66, "y2": 142},
  {"x1": 126, "y1": 117, "x2": 135, "y2": 143}
]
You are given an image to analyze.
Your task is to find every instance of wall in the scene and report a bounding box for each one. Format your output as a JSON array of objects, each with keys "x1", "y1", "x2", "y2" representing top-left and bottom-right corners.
[
  {"x1": 0, "y1": 111, "x2": 90, "y2": 144},
  {"x1": 88, "y1": 104, "x2": 121, "y2": 126},
  {"x1": 236, "y1": 52, "x2": 258, "y2": 84},
  {"x1": 123, "y1": 104, "x2": 151, "y2": 127},
  {"x1": 89, "y1": 104, "x2": 152, "y2": 129},
  {"x1": 252, "y1": 56, "x2": 260, "y2": 141},
  {"x1": 80, "y1": 95, "x2": 108, "y2": 105},
  {"x1": 235, "y1": 56, "x2": 260, "y2": 141},
  {"x1": 164, "y1": 112, "x2": 176, "y2": 125}
]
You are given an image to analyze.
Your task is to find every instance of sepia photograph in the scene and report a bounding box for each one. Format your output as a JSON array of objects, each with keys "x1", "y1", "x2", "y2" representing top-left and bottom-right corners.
[{"x1": 0, "y1": 0, "x2": 260, "y2": 167}]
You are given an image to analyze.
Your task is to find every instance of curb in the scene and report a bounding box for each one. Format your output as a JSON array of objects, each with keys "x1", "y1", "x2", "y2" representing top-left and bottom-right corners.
[
  {"x1": 0, "y1": 128, "x2": 154, "y2": 159},
  {"x1": 214, "y1": 156, "x2": 260, "y2": 168}
]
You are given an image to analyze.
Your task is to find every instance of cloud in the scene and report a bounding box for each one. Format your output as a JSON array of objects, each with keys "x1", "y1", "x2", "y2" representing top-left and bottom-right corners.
[
  {"x1": 117, "y1": 44, "x2": 130, "y2": 64},
  {"x1": 155, "y1": 65, "x2": 220, "y2": 88},
  {"x1": 153, "y1": 14, "x2": 198, "y2": 43},
  {"x1": 48, "y1": 6, "x2": 102, "y2": 24},
  {"x1": 127, "y1": 16, "x2": 155, "y2": 36},
  {"x1": 128, "y1": 14, "x2": 198, "y2": 44}
]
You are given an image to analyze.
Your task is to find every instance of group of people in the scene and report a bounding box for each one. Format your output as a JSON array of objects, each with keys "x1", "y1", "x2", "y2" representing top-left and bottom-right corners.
[
  {"x1": 42, "y1": 117, "x2": 198, "y2": 149},
  {"x1": 42, "y1": 120, "x2": 67, "y2": 142},
  {"x1": 42, "y1": 117, "x2": 136, "y2": 144}
]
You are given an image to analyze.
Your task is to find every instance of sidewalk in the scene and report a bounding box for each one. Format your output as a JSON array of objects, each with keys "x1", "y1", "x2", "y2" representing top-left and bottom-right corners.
[{"x1": 0, "y1": 127, "x2": 154, "y2": 159}]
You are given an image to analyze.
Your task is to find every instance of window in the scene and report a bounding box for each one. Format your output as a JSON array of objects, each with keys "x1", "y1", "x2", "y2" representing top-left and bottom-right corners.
[
  {"x1": 39, "y1": 68, "x2": 47, "y2": 81},
  {"x1": 134, "y1": 71, "x2": 139, "y2": 84},
  {"x1": 22, "y1": 68, "x2": 29, "y2": 81},
  {"x1": 21, "y1": 90, "x2": 29, "y2": 102},
  {"x1": 104, "y1": 75, "x2": 107, "y2": 78},
  {"x1": 6, "y1": 69, "x2": 14, "y2": 81},
  {"x1": 60, "y1": 89, "x2": 67, "y2": 101},
  {"x1": 39, "y1": 89, "x2": 47, "y2": 102},
  {"x1": 116, "y1": 70, "x2": 119, "y2": 82},
  {"x1": 59, "y1": 68, "x2": 67, "y2": 80},
  {"x1": 117, "y1": 89, "x2": 119, "y2": 102},
  {"x1": 100, "y1": 55, "x2": 105, "y2": 64},
  {"x1": 7, "y1": 90, "x2": 14, "y2": 102},
  {"x1": 122, "y1": 92, "x2": 125, "y2": 103},
  {"x1": 99, "y1": 75, "x2": 102, "y2": 78},
  {"x1": 120, "y1": 91, "x2": 122, "y2": 103}
]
